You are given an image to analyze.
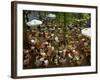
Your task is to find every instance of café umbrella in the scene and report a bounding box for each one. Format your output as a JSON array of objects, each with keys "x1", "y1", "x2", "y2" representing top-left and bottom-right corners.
[
  {"x1": 26, "y1": 19, "x2": 42, "y2": 27},
  {"x1": 81, "y1": 28, "x2": 91, "y2": 37},
  {"x1": 47, "y1": 13, "x2": 56, "y2": 19}
]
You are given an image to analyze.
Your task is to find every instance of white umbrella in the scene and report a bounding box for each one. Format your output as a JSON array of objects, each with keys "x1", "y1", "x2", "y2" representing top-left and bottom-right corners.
[
  {"x1": 47, "y1": 13, "x2": 56, "y2": 19},
  {"x1": 26, "y1": 19, "x2": 42, "y2": 26},
  {"x1": 81, "y1": 28, "x2": 91, "y2": 37}
]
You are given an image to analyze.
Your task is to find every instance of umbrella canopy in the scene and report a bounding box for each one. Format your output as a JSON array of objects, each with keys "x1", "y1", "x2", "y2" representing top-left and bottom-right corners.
[
  {"x1": 47, "y1": 13, "x2": 56, "y2": 19},
  {"x1": 26, "y1": 19, "x2": 42, "y2": 26},
  {"x1": 81, "y1": 28, "x2": 91, "y2": 37}
]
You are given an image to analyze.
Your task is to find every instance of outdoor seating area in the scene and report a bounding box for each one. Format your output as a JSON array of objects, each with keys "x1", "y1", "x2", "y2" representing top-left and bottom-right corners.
[{"x1": 23, "y1": 11, "x2": 91, "y2": 69}]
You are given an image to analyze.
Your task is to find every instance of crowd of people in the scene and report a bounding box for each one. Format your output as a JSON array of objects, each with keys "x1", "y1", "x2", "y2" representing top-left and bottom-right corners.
[{"x1": 23, "y1": 21, "x2": 91, "y2": 69}]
